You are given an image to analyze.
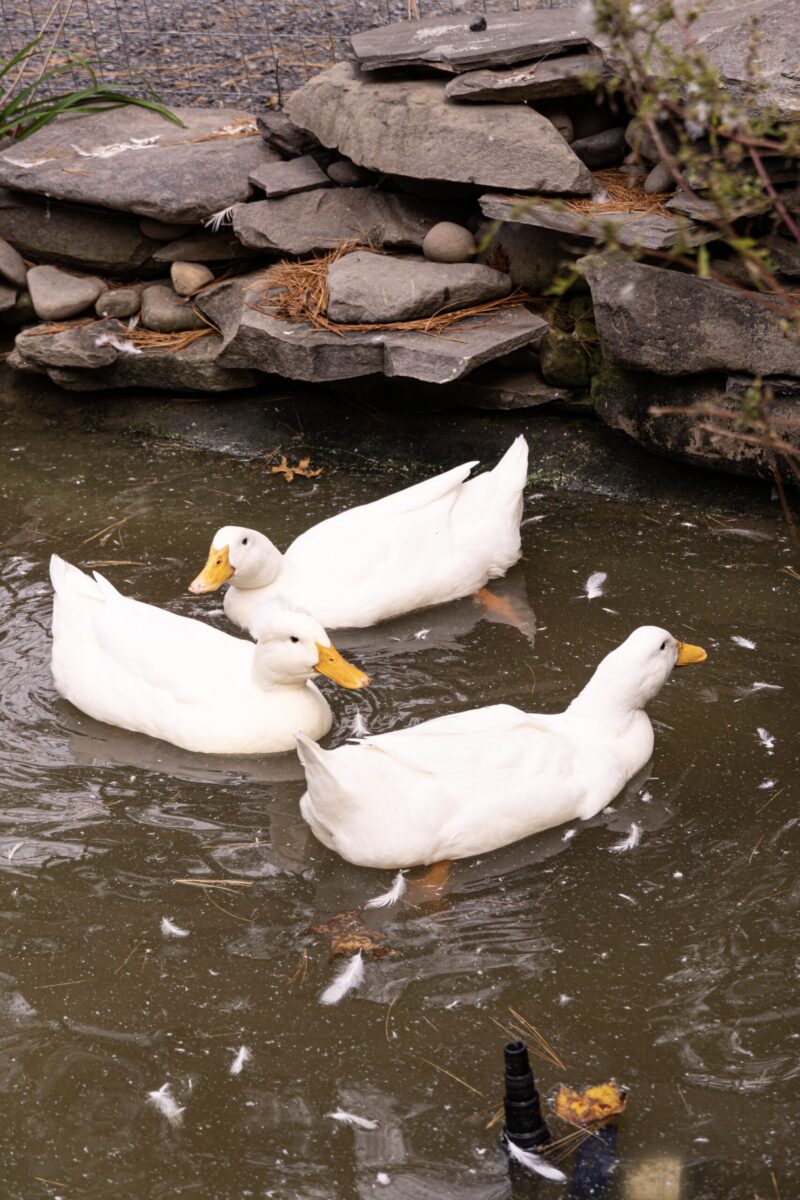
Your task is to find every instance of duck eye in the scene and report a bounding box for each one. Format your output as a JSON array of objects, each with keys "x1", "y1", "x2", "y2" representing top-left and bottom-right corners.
[
  {"x1": 290, "y1": 636, "x2": 299, "y2": 644},
  {"x1": 660, "y1": 640, "x2": 667, "y2": 650},
  {"x1": 242, "y1": 537, "x2": 248, "y2": 546}
]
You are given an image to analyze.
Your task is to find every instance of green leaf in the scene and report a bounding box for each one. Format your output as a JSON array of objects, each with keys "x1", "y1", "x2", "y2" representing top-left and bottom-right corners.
[{"x1": 1, "y1": 37, "x2": 183, "y2": 142}]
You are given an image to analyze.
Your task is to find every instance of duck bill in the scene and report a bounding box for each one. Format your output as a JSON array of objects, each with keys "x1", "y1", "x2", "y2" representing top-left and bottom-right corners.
[
  {"x1": 675, "y1": 640, "x2": 707, "y2": 666},
  {"x1": 314, "y1": 642, "x2": 370, "y2": 690},
  {"x1": 189, "y1": 544, "x2": 234, "y2": 594}
]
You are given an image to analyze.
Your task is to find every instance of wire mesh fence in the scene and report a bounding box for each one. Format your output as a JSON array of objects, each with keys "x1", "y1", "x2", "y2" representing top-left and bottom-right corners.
[{"x1": 1, "y1": 0, "x2": 578, "y2": 110}]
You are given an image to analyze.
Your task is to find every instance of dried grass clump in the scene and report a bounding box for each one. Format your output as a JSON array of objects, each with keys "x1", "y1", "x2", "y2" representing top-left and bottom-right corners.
[
  {"x1": 561, "y1": 169, "x2": 673, "y2": 219},
  {"x1": 21, "y1": 317, "x2": 96, "y2": 338},
  {"x1": 248, "y1": 240, "x2": 372, "y2": 325},
  {"x1": 248, "y1": 243, "x2": 536, "y2": 337},
  {"x1": 123, "y1": 326, "x2": 215, "y2": 352}
]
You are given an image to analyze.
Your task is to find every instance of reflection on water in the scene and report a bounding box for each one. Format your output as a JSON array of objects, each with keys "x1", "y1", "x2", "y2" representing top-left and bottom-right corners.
[{"x1": 0, "y1": 414, "x2": 797, "y2": 1198}]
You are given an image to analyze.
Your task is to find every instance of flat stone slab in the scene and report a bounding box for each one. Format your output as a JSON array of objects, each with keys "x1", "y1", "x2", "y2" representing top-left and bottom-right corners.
[
  {"x1": 196, "y1": 273, "x2": 546, "y2": 384},
  {"x1": 0, "y1": 108, "x2": 279, "y2": 223},
  {"x1": 285, "y1": 64, "x2": 591, "y2": 194},
  {"x1": 151, "y1": 230, "x2": 245, "y2": 264},
  {"x1": 445, "y1": 50, "x2": 608, "y2": 102},
  {"x1": 479, "y1": 187, "x2": 716, "y2": 251},
  {"x1": 350, "y1": 10, "x2": 599, "y2": 73},
  {"x1": 0, "y1": 187, "x2": 159, "y2": 275},
  {"x1": 11, "y1": 319, "x2": 257, "y2": 392},
  {"x1": 326, "y1": 252, "x2": 511, "y2": 324},
  {"x1": 233, "y1": 188, "x2": 447, "y2": 256},
  {"x1": 583, "y1": 255, "x2": 800, "y2": 377},
  {"x1": 248, "y1": 154, "x2": 331, "y2": 198},
  {"x1": 352, "y1": 3, "x2": 800, "y2": 118}
]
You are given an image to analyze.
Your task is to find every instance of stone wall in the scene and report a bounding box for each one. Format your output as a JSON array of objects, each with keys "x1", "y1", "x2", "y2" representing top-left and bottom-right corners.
[{"x1": 1, "y1": 3, "x2": 798, "y2": 480}]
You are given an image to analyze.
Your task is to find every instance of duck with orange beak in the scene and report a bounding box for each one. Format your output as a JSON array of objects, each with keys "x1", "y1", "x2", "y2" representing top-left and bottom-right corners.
[
  {"x1": 187, "y1": 437, "x2": 530, "y2": 633},
  {"x1": 50, "y1": 556, "x2": 369, "y2": 756},
  {"x1": 297, "y1": 627, "x2": 706, "y2": 869}
]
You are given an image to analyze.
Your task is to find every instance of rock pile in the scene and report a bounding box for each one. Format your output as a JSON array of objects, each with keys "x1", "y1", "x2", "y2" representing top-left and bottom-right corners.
[{"x1": 0, "y1": 2, "x2": 798, "y2": 479}]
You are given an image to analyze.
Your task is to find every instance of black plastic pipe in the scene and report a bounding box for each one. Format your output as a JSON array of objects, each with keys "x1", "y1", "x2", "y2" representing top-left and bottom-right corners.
[{"x1": 502, "y1": 1039, "x2": 551, "y2": 1151}]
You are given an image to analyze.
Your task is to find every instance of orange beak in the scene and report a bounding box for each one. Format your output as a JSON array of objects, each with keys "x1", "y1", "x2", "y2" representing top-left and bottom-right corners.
[
  {"x1": 675, "y1": 640, "x2": 707, "y2": 666},
  {"x1": 189, "y1": 544, "x2": 233, "y2": 594},
  {"x1": 314, "y1": 642, "x2": 370, "y2": 689}
]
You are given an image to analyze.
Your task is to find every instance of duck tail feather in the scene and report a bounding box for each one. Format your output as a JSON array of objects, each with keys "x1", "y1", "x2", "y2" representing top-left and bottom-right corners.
[
  {"x1": 49, "y1": 554, "x2": 102, "y2": 600},
  {"x1": 493, "y1": 434, "x2": 529, "y2": 489}
]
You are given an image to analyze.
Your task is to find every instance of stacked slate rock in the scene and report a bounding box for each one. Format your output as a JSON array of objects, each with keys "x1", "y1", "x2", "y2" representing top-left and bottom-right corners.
[
  {"x1": 0, "y1": 107, "x2": 267, "y2": 393},
  {"x1": 0, "y1": 2, "x2": 799, "y2": 475}
]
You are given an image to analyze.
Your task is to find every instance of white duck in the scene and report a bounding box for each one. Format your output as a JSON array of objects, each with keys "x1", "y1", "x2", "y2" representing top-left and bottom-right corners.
[
  {"x1": 188, "y1": 436, "x2": 529, "y2": 632},
  {"x1": 50, "y1": 556, "x2": 369, "y2": 756},
  {"x1": 296, "y1": 626, "x2": 707, "y2": 868}
]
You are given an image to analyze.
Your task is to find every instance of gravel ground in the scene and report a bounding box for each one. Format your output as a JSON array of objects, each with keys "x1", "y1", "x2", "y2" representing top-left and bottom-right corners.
[{"x1": 0, "y1": 0, "x2": 575, "y2": 110}]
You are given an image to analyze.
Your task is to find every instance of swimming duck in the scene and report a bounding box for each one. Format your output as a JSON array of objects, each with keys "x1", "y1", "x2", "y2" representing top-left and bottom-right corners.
[
  {"x1": 50, "y1": 556, "x2": 369, "y2": 755},
  {"x1": 296, "y1": 626, "x2": 707, "y2": 868},
  {"x1": 188, "y1": 436, "x2": 529, "y2": 632}
]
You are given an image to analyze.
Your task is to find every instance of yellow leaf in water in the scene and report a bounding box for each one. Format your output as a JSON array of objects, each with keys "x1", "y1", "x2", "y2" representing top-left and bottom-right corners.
[
  {"x1": 554, "y1": 1081, "x2": 627, "y2": 1125},
  {"x1": 270, "y1": 454, "x2": 323, "y2": 483}
]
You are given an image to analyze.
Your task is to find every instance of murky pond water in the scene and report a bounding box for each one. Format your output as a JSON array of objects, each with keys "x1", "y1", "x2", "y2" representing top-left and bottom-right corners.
[{"x1": 0, "y1": 407, "x2": 797, "y2": 1200}]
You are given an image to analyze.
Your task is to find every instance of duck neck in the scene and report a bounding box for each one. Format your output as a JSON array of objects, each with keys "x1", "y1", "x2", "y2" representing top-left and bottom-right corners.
[
  {"x1": 234, "y1": 541, "x2": 284, "y2": 591},
  {"x1": 250, "y1": 645, "x2": 311, "y2": 693},
  {"x1": 564, "y1": 665, "x2": 651, "y2": 738}
]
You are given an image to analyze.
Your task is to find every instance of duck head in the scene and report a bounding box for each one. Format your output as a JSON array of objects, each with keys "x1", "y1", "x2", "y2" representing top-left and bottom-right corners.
[
  {"x1": 189, "y1": 526, "x2": 283, "y2": 594},
  {"x1": 250, "y1": 603, "x2": 370, "y2": 691},
  {"x1": 571, "y1": 625, "x2": 707, "y2": 717}
]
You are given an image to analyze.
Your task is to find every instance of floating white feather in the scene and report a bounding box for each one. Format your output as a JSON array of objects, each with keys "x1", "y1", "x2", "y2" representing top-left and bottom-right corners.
[
  {"x1": 161, "y1": 916, "x2": 190, "y2": 938},
  {"x1": 7, "y1": 841, "x2": 23, "y2": 860},
  {"x1": 328, "y1": 1109, "x2": 378, "y2": 1130},
  {"x1": 757, "y1": 727, "x2": 775, "y2": 752},
  {"x1": 365, "y1": 871, "x2": 407, "y2": 910},
  {"x1": 609, "y1": 822, "x2": 642, "y2": 853},
  {"x1": 320, "y1": 951, "x2": 364, "y2": 1006},
  {"x1": 734, "y1": 681, "x2": 782, "y2": 702},
  {"x1": 413, "y1": 628, "x2": 430, "y2": 640},
  {"x1": 583, "y1": 571, "x2": 607, "y2": 600},
  {"x1": 205, "y1": 205, "x2": 236, "y2": 232},
  {"x1": 505, "y1": 1138, "x2": 567, "y2": 1183},
  {"x1": 731, "y1": 635, "x2": 757, "y2": 650},
  {"x1": 147, "y1": 1082, "x2": 185, "y2": 1126},
  {"x1": 229, "y1": 1045, "x2": 252, "y2": 1076},
  {"x1": 351, "y1": 712, "x2": 369, "y2": 738}
]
